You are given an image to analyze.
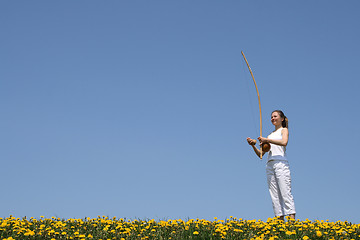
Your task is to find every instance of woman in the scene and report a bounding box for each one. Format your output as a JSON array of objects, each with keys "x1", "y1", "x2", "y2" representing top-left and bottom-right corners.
[{"x1": 247, "y1": 110, "x2": 296, "y2": 220}]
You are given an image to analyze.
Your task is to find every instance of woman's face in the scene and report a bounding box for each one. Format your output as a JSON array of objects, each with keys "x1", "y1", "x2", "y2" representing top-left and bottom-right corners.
[{"x1": 271, "y1": 111, "x2": 284, "y2": 127}]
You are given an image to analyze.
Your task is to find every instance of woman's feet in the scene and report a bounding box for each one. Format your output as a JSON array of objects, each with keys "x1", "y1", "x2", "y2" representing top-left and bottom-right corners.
[{"x1": 278, "y1": 214, "x2": 295, "y2": 221}]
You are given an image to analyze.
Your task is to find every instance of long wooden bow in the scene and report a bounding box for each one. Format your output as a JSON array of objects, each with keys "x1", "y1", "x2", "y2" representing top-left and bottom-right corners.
[{"x1": 241, "y1": 51, "x2": 263, "y2": 159}]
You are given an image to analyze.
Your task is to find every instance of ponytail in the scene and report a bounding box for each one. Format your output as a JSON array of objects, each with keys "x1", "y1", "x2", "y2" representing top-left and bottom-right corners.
[
  {"x1": 272, "y1": 110, "x2": 288, "y2": 128},
  {"x1": 282, "y1": 116, "x2": 288, "y2": 128}
]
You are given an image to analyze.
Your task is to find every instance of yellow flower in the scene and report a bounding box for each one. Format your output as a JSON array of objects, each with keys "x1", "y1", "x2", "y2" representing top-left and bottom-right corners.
[
  {"x1": 24, "y1": 230, "x2": 35, "y2": 236},
  {"x1": 193, "y1": 231, "x2": 199, "y2": 235},
  {"x1": 316, "y1": 231, "x2": 322, "y2": 237},
  {"x1": 303, "y1": 236, "x2": 309, "y2": 240}
]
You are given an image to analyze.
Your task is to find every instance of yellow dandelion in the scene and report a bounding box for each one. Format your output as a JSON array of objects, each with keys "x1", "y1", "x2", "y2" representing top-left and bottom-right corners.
[{"x1": 24, "y1": 230, "x2": 35, "y2": 236}]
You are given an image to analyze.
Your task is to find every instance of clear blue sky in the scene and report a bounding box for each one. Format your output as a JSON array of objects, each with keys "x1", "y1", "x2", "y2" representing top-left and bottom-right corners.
[{"x1": 1, "y1": 1, "x2": 359, "y2": 223}]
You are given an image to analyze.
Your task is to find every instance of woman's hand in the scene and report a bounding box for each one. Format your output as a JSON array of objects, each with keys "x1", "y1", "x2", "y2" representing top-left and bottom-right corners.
[
  {"x1": 247, "y1": 137, "x2": 257, "y2": 146},
  {"x1": 257, "y1": 136, "x2": 269, "y2": 144},
  {"x1": 247, "y1": 137, "x2": 264, "y2": 158}
]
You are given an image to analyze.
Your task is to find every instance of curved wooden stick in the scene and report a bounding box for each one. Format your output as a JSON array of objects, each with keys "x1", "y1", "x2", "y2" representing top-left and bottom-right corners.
[{"x1": 241, "y1": 51, "x2": 263, "y2": 159}]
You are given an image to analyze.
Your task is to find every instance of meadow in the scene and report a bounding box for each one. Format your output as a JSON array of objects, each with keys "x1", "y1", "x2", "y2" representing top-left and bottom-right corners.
[{"x1": 0, "y1": 216, "x2": 359, "y2": 240}]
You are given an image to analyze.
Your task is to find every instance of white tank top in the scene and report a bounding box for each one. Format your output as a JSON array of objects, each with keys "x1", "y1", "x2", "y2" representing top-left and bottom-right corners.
[{"x1": 267, "y1": 127, "x2": 287, "y2": 161}]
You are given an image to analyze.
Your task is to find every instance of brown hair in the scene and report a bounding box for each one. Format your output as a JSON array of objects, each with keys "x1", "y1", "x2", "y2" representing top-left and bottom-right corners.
[{"x1": 272, "y1": 110, "x2": 288, "y2": 128}]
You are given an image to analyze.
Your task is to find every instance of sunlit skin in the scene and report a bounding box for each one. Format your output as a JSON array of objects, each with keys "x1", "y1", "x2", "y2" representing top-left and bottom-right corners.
[{"x1": 246, "y1": 111, "x2": 294, "y2": 220}]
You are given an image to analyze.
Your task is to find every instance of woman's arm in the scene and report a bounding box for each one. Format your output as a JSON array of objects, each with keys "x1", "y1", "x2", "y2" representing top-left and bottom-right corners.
[
  {"x1": 258, "y1": 128, "x2": 289, "y2": 146},
  {"x1": 247, "y1": 137, "x2": 264, "y2": 159}
]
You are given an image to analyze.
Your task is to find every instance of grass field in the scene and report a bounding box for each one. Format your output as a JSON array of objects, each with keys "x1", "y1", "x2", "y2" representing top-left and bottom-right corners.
[{"x1": 0, "y1": 216, "x2": 359, "y2": 240}]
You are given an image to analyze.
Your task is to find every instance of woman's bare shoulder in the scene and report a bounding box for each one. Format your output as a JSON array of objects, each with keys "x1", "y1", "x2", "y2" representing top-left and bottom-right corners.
[{"x1": 281, "y1": 128, "x2": 289, "y2": 134}]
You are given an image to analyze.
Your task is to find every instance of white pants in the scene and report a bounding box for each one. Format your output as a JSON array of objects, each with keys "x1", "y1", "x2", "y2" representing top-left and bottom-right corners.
[{"x1": 266, "y1": 160, "x2": 296, "y2": 217}]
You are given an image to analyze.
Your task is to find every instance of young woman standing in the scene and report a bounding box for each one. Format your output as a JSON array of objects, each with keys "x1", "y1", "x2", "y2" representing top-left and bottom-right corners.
[{"x1": 247, "y1": 110, "x2": 296, "y2": 220}]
